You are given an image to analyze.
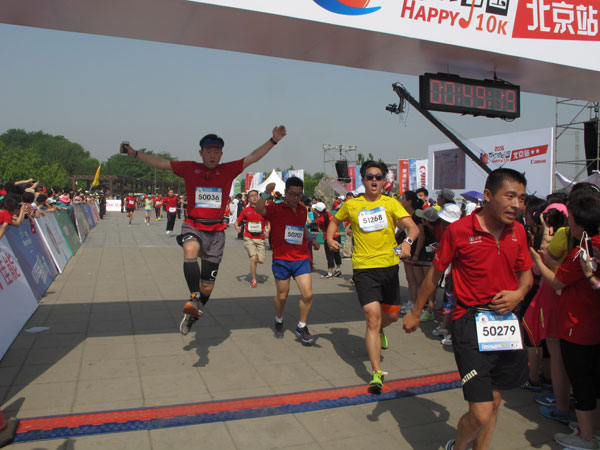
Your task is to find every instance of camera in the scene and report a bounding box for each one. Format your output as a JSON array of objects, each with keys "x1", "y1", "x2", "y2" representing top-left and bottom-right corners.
[{"x1": 120, "y1": 141, "x2": 130, "y2": 154}]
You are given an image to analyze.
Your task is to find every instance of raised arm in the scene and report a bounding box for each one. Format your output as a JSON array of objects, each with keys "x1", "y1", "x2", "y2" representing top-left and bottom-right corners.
[
  {"x1": 255, "y1": 183, "x2": 275, "y2": 216},
  {"x1": 242, "y1": 126, "x2": 287, "y2": 171},
  {"x1": 121, "y1": 143, "x2": 172, "y2": 171}
]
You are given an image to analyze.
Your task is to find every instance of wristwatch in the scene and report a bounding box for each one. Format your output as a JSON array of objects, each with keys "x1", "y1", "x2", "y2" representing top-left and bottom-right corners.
[{"x1": 403, "y1": 237, "x2": 414, "y2": 246}]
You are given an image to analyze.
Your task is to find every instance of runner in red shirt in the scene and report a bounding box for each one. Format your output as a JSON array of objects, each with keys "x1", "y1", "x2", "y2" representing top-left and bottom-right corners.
[
  {"x1": 122, "y1": 126, "x2": 286, "y2": 335},
  {"x1": 153, "y1": 194, "x2": 163, "y2": 221},
  {"x1": 125, "y1": 192, "x2": 137, "y2": 225},
  {"x1": 404, "y1": 168, "x2": 533, "y2": 450},
  {"x1": 164, "y1": 189, "x2": 179, "y2": 236},
  {"x1": 236, "y1": 189, "x2": 269, "y2": 287},
  {"x1": 255, "y1": 177, "x2": 320, "y2": 345}
]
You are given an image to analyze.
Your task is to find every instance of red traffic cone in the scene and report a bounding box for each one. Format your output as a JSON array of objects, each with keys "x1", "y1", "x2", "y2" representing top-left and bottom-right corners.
[{"x1": 0, "y1": 408, "x2": 18, "y2": 448}]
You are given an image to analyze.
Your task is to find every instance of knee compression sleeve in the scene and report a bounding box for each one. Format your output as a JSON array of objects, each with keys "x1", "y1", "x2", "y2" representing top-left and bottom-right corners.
[{"x1": 183, "y1": 258, "x2": 201, "y2": 294}]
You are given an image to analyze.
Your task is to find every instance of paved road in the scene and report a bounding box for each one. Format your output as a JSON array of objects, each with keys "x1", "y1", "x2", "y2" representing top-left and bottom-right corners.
[{"x1": 0, "y1": 211, "x2": 566, "y2": 449}]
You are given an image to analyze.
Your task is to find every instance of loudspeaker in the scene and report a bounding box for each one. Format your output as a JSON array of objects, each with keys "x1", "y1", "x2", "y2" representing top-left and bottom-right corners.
[
  {"x1": 584, "y1": 120, "x2": 599, "y2": 175},
  {"x1": 335, "y1": 160, "x2": 350, "y2": 183}
]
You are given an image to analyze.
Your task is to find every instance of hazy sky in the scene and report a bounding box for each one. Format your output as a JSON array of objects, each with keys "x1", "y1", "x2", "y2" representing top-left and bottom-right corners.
[{"x1": 1, "y1": 23, "x2": 568, "y2": 178}]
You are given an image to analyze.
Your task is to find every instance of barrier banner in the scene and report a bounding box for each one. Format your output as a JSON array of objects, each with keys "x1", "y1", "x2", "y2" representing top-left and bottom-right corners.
[
  {"x1": 73, "y1": 205, "x2": 90, "y2": 243},
  {"x1": 35, "y1": 214, "x2": 72, "y2": 273},
  {"x1": 80, "y1": 204, "x2": 97, "y2": 229},
  {"x1": 54, "y1": 209, "x2": 81, "y2": 255},
  {"x1": 4, "y1": 222, "x2": 58, "y2": 300},
  {"x1": 90, "y1": 201, "x2": 100, "y2": 222},
  {"x1": 0, "y1": 238, "x2": 39, "y2": 360}
]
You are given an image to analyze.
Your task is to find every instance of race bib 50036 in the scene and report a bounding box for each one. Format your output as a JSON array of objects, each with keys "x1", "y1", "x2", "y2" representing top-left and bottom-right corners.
[{"x1": 195, "y1": 187, "x2": 222, "y2": 209}]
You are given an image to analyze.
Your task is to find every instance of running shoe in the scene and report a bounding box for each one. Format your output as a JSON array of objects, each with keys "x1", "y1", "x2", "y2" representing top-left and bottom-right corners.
[
  {"x1": 274, "y1": 321, "x2": 284, "y2": 339},
  {"x1": 420, "y1": 311, "x2": 434, "y2": 322},
  {"x1": 554, "y1": 431, "x2": 599, "y2": 450},
  {"x1": 333, "y1": 269, "x2": 342, "y2": 277},
  {"x1": 444, "y1": 440, "x2": 455, "y2": 450},
  {"x1": 320, "y1": 273, "x2": 333, "y2": 279},
  {"x1": 432, "y1": 325, "x2": 449, "y2": 337},
  {"x1": 539, "y1": 405, "x2": 571, "y2": 424},
  {"x1": 250, "y1": 279, "x2": 257, "y2": 288},
  {"x1": 441, "y1": 335, "x2": 453, "y2": 346},
  {"x1": 295, "y1": 325, "x2": 315, "y2": 345},
  {"x1": 535, "y1": 393, "x2": 556, "y2": 406},
  {"x1": 179, "y1": 295, "x2": 203, "y2": 336},
  {"x1": 380, "y1": 331, "x2": 389, "y2": 350},
  {"x1": 569, "y1": 422, "x2": 600, "y2": 440},
  {"x1": 368, "y1": 370, "x2": 384, "y2": 393},
  {"x1": 521, "y1": 378, "x2": 544, "y2": 392}
]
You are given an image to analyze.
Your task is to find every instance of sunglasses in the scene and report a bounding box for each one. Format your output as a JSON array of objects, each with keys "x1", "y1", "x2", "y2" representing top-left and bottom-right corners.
[{"x1": 365, "y1": 174, "x2": 384, "y2": 181}]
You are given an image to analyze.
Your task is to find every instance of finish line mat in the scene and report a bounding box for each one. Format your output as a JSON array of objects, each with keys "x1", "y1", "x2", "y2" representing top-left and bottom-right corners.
[{"x1": 14, "y1": 371, "x2": 460, "y2": 442}]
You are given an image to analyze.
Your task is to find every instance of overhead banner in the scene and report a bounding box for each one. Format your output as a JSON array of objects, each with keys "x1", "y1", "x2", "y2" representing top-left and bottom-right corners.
[
  {"x1": 0, "y1": 238, "x2": 39, "y2": 360},
  {"x1": 35, "y1": 214, "x2": 72, "y2": 273},
  {"x1": 191, "y1": 0, "x2": 600, "y2": 72},
  {"x1": 54, "y1": 209, "x2": 82, "y2": 255},
  {"x1": 4, "y1": 222, "x2": 58, "y2": 300},
  {"x1": 428, "y1": 127, "x2": 554, "y2": 197}
]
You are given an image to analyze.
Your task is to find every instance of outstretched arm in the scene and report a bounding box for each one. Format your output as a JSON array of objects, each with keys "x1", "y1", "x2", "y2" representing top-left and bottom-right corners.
[
  {"x1": 242, "y1": 126, "x2": 286, "y2": 171},
  {"x1": 121, "y1": 143, "x2": 172, "y2": 171}
]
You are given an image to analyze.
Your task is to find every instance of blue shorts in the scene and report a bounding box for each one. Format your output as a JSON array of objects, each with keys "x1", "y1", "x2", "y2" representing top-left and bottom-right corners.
[{"x1": 272, "y1": 259, "x2": 311, "y2": 280}]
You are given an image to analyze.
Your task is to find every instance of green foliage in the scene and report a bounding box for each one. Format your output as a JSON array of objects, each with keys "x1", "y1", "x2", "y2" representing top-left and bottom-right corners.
[
  {"x1": 103, "y1": 150, "x2": 181, "y2": 184},
  {"x1": 0, "y1": 129, "x2": 98, "y2": 189},
  {"x1": 303, "y1": 171, "x2": 324, "y2": 198}
]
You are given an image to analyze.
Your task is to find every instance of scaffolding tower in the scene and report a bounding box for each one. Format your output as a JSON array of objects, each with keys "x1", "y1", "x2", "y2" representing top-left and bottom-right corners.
[
  {"x1": 322, "y1": 144, "x2": 358, "y2": 177},
  {"x1": 554, "y1": 98, "x2": 600, "y2": 190}
]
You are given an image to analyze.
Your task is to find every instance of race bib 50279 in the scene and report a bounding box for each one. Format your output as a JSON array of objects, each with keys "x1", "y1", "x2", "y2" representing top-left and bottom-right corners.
[
  {"x1": 195, "y1": 187, "x2": 222, "y2": 209},
  {"x1": 475, "y1": 311, "x2": 523, "y2": 352}
]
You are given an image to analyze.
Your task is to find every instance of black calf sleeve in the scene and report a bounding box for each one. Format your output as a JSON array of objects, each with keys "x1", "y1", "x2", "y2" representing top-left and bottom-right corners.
[{"x1": 183, "y1": 259, "x2": 201, "y2": 294}]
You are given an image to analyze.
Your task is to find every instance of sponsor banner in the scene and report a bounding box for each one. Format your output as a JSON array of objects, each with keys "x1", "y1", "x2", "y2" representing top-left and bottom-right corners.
[
  {"x1": 409, "y1": 159, "x2": 429, "y2": 191},
  {"x1": 35, "y1": 214, "x2": 72, "y2": 273},
  {"x1": 428, "y1": 127, "x2": 554, "y2": 197},
  {"x1": 283, "y1": 170, "x2": 305, "y2": 181},
  {"x1": 4, "y1": 222, "x2": 58, "y2": 300},
  {"x1": 385, "y1": 162, "x2": 399, "y2": 194},
  {"x1": 190, "y1": 1, "x2": 600, "y2": 72},
  {"x1": 90, "y1": 201, "x2": 100, "y2": 222},
  {"x1": 399, "y1": 159, "x2": 410, "y2": 195},
  {"x1": 0, "y1": 238, "x2": 39, "y2": 360},
  {"x1": 347, "y1": 165, "x2": 357, "y2": 191},
  {"x1": 353, "y1": 165, "x2": 364, "y2": 192},
  {"x1": 106, "y1": 199, "x2": 121, "y2": 212},
  {"x1": 55, "y1": 209, "x2": 81, "y2": 255},
  {"x1": 80, "y1": 204, "x2": 97, "y2": 230},
  {"x1": 74, "y1": 205, "x2": 91, "y2": 244}
]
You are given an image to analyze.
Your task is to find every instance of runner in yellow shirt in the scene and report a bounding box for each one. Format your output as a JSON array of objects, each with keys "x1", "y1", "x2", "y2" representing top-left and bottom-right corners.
[{"x1": 327, "y1": 160, "x2": 419, "y2": 392}]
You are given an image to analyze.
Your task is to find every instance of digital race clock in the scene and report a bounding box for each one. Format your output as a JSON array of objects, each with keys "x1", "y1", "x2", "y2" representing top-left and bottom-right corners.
[{"x1": 419, "y1": 73, "x2": 520, "y2": 119}]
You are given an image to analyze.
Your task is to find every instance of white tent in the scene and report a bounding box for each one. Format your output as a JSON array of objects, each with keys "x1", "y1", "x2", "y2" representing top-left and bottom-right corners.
[
  {"x1": 251, "y1": 169, "x2": 286, "y2": 194},
  {"x1": 555, "y1": 170, "x2": 600, "y2": 191}
]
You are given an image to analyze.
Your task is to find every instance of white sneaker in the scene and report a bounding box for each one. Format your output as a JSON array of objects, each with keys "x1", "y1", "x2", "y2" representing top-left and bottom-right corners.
[
  {"x1": 441, "y1": 335, "x2": 453, "y2": 346},
  {"x1": 432, "y1": 325, "x2": 449, "y2": 337},
  {"x1": 555, "y1": 430, "x2": 599, "y2": 450}
]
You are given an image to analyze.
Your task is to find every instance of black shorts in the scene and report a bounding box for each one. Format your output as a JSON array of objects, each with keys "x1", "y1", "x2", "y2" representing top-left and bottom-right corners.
[
  {"x1": 451, "y1": 311, "x2": 528, "y2": 402},
  {"x1": 353, "y1": 265, "x2": 401, "y2": 313},
  {"x1": 560, "y1": 339, "x2": 600, "y2": 411},
  {"x1": 126, "y1": 207, "x2": 135, "y2": 213}
]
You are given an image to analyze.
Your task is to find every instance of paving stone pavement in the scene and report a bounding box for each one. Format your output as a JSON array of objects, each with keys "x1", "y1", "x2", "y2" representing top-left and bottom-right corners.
[{"x1": 0, "y1": 211, "x2": 567, "y2": 449}]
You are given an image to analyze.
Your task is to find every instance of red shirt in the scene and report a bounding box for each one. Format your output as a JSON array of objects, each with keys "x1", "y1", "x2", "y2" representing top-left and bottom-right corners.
[
  {"x1": 164, "y1": 195, "x2": 178, "y2": 213},
  {"x1": 433, "y1": 210, "x2": 532, "y2": 319},
  {"x1": 0, "y1": 209, "x2": 13, "y2": 225},
  {"x1": 237, "y1": 206, "x2": 266, "y2": 239},
  {"x1": 153, "y1": 196, "x2": 163, "y2": 207},
  {"x1": 265, "y1": 202, "x2": 309, "y2": 261},
  {"x1": 125, "y1": 196, "x2": 137, "y2": 208},
  {"x1": 171, "y1": 158, "x2": 244, "y2": 232},
  {"x1": 555, "y1": 234, "x2": 600, "y2": 345},
  {"x1": 315, "y1": 211, "x2": 340, "y2": 237}
]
